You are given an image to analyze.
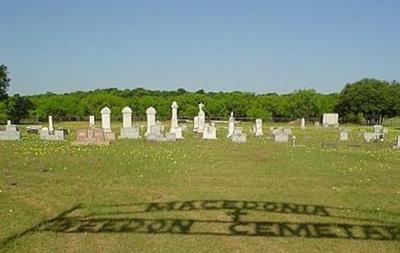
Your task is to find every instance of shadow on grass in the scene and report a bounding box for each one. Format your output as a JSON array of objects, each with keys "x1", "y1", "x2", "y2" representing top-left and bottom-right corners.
[{"x1": 1, "y1": 200, "x2": 399, "y2": 248}]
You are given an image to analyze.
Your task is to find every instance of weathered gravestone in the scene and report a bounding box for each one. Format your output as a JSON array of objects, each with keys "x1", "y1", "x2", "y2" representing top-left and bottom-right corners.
[
  {"x1": 202, "y1": 123, "x2": 217, "y2": 140},
  {"x1": 300, "y1": 117, "x2": 306, "y2": 129},
  {"x1": 119, "y1": 106, "x2": 140, "y2": 139},
  {"x1": 322, "y1": 113, "x2": 339, "y2": 128},
  {"x1": 100, "y1": 107, "x2": 115, "y2": 141},
  {"x1": 197, "y1": 103, "x2": 205, "y2": 133},
  {"x1": 394, "y1": 136, "x2": 400, "y2": 149},
  {"x1": 227, "y1": 112, "x2": 235, "y2": 138},
  {"x1": 73, "y1": 128, "x2": 110, "y2": 145},
  {"x1": 193, "y1": 116, "x2": 199, "y2": 132},
  {"x1": 0, "y1": 120, "x2": 21, "y2": 141},
  {"x1": 340, "y1": 131, "x2": 349, "y2": 141},
  {"x1": 89, "y1": 115, "x2": 95, "y2": 127},
  {"x1": 364, "y1": 125, "x2": 385, "y2": 142},
  {"x1": 254, "y1": 119, "x2": 263, "y2": 137},
  {"x1": 274, "y1": 133, "x2": 289, "y2": 143},
  {"x1": 145, "y1": 106, "x2": 156, "y2": 136},
  {"x1": 170, "y1": 101, "x2": 183, "y2": 139},
  {"x1": 39, "y1": 116, "x2": 65, "y2": 141},
  {"x1": 231, "y1": 128, "x2": 246, "y2": 143}
]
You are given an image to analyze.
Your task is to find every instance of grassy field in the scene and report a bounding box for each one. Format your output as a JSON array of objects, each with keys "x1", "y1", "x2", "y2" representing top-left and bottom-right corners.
[{"x1": 1, "y1": 121, "x2": 399, "y2": 253}]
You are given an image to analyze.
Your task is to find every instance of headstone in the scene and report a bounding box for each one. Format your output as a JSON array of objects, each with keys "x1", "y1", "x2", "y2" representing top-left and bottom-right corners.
[
  {"x1": 147, "y1": 123, "x2": 164, "y2": 141},
  {"x1": 100, "y1": 107, "x2": 112, "y2": 133},
  {"x1": 363, "y1": 132, "x2": 383, "y2": 142},
  {"x1": 39, "y1": 117, "x2": 66, "y2": 141},
  {"x1": 227, "y1": 112, "x2": 235, "y2": 138},
  {"x1": 274, "y1": 133, "x2": 289, "y2": 143},
  {"x1": 40, "y1": 129, "x2": 65, "y2": 141},
  {"x1": 89, "y1": 115, "x2": 95, "y2": 127},
  {"x1": 0, "y1": 121, "x2": 20, "y2": 141},
  {"x1": 119, "y1": 107, "x2": 140, "y2": 139},
  {"x1": 231, "y1": 128, "x2": 246, "y2": 143},
  {"x1": 300, "y1": 118, "x2": 306, "y2": 129},
  {"x1": 73, "y1": 128, "x2": 110, "y2": 145},
  {"x1": 170, "y1": 101, "x2": 183, "y2": 139},
  {"x1": 122, "y1": 106, "x2": 132, "y2": 128},
  {"x1": 292, "y1": 135, "x2": 296, "y2": 147},
  {"x1": 193, "y1": 116, "x2": 199, "y2": 132},
  {"x1": 202, "y1": 123, "x2": 217, "y2": 139},
  {"x1": 255, "y1": 119, "x2": 263, "y2": 137},
  {"x1": 394, "y1": 136, "x2": 400, "y2": 149},
  {"x1": 373, "y1": 125, "x2": 383, "y2": 133},
  {"x1": 145, "y1": 107, "x2": 156, "y2": 136},
  {"x1": 322, "y1": 113, "x2": 339, "y2": 127},
  {"x1": 48, "y1": 116, "x2": 54, "y2": 132},
  {"x1": 197, "y1": 103, "x2": 205, "y2": 133},
  {"x1": 165, "y1": 132, "x2": 177, "y2": 142},
  {"x1": 315, "y1": 122, "x2": 320, "y2": 128},
  {"x1": 340, "y1": 132, "x2": 348, "y2": 141},
  {"x1": 170, "y1": 101, "x2": 179, "y2": 129}
]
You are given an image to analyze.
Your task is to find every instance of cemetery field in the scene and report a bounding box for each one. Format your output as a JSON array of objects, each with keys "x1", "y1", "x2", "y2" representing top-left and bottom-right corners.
[{"x1": 0, "y1": 122, "x2": 400, "y2": 253}]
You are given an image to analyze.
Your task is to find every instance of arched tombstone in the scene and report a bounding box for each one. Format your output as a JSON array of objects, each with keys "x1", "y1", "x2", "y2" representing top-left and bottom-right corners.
[
  {"x1": 145, "y1": 107, "x2": 156, "y2": 136},
  {"x1": 119, "y1": 106, "x2": 140, "y2": 139},
  {"x1": 101, "y1": 107, "x2": 112, "y2": 133},
  {"x1": 227, "y1": 112, "x2": 235, "y2": 138},
  {"x1": 170, "y1": 101, "x2": 183, "y2": 139},
  {"x1": 122, "y1": 106, "x2": 132, "y2": 128},
  {"x1": 100, "y1": 106, "x2": 115, "y2": 141}
]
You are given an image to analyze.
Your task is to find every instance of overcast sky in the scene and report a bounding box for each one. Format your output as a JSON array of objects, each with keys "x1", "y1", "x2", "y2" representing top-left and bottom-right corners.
[{"x1": 1, "y1": 1, "x2": 399, "y2": 95}]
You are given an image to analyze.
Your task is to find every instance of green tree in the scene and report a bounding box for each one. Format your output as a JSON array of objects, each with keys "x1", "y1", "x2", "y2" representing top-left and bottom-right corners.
[
  {"x1": 5, "y1": 94, "x2": 35, "y2": 123},
  {"x1": 0, "y1": 65, "x2": 11, "y2": 101},
  {"x1": 336, "y1": 78, "x2": 392, "y2": 124}
]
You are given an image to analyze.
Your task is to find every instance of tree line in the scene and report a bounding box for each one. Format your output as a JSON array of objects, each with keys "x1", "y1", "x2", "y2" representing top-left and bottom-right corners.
[{"x1": 0, "y1": 65, "x2": 399, "y2": 124}]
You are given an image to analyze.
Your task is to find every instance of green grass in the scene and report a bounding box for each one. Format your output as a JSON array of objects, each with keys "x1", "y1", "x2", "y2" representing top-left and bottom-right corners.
[{"x1": 0, "y1": 122, "x2": 399, "y2": 253}]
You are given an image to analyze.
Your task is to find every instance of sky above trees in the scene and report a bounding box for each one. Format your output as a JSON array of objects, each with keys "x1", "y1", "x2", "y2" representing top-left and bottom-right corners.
[{"x1": 1, "y1": 1, "x2": 399, "y2": 95}]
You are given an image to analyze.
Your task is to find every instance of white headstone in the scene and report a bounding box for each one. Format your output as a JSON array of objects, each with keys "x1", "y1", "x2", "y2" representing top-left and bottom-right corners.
[
  {"x1": 89, "y1": 115, "x2": 95, "y2": 127},
  {"x1": 300, "y1": 117, "x2": 306, "y2": 129},
  {"x1": 274, "y1": 133, "x2": 289, "y2": 143},
  {"x1": 100, "y1": 107, "x2": 112, "y2": 133},
  {"x1": 227, "y1": 112, "x2": 235, "y2": 138},
  {"x1": 202, "y1": 123, "x2": 217, "y2": 139},
  {"x1": 323, "y1": 113, "x2": 339, "y2": 127},
  {"x1": 395, "y1": 136, "x2": 400, "y2": 149},
  {"x1": 340, "y1": 132, "x2": 348, "y2": 141},
  {"x1": 171, "y1": 101, "x2": 179, "y2": 129},
  {"x1": 7, "y1": 120, "x2": 11, "y2": 126},
  {"x1": 193, "y1": 116, "x2": 199, "y2": 132},
  {"x1": 145, "y1": 107, "x2": 156, "y2": 135},
  {"x1": 48, "y1": 116, "x2": 54, "y2": 132},
  {"x1": 197, "y1": 103, "x2": 205, "y2": 133},
  {"x1": 169, "y1": 101, "x2": 183, "y2": 139},
  {"x1": 231, "y1": 128, "x2": 246, "y2": 143},
  {"x1": 255, "y1": 119, "x2": 263, "y2": 136},
  {"x1": 122, "y1": 106, "x2": 132, "y2": 128},
  {"x1": 373, "y1": 125, "x2": 383, "y2": 133}
]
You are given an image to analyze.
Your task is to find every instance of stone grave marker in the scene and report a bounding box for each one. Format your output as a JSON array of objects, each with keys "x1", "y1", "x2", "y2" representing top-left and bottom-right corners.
[
  {"x1": 254, "y1": 119, "x2": 263, "y2": 136},
  {"x1": 202, "y1": 123, "x2": 217, "y2": 139},
  {"x1": 231, "y1": 128, "x2": 246, "y2": 143},
  {"x1": 119, "y1": 106, "x2": 140, "y2": 139},
  {"x1": 170, "y1": 101, "x2": 183, "y2": 139},
  {"x1": 227, "y1": 112, "x2": 235, "y2": 138},
  {"x1": 0, "y1": 120, "x2": 20, "y2": 141},
  {"x1": 323, "y1": 113, "x2": 339, "y2": 128}
]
